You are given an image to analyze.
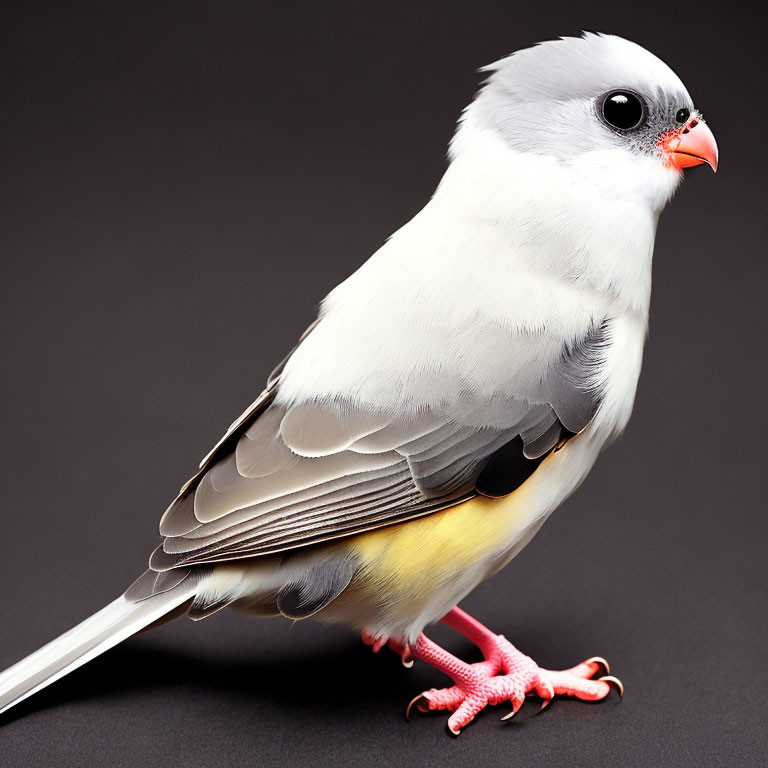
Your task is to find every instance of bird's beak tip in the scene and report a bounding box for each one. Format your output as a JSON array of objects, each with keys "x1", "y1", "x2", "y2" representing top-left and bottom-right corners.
[{"x1": 660, "y1": 116, "x2": 719, "y2": 174}]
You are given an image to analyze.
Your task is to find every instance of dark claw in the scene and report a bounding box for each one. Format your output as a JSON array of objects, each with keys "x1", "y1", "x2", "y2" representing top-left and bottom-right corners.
[
  {"x1": 405, "y1": 693, "x2": 427, "y2": 721},
  {"x1": 534, "y1": 680, "x2": 555, "y2": 715}
]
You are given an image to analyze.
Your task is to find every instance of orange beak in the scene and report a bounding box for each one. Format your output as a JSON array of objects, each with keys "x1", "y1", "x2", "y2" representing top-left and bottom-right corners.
[{"x1": 659, "y1": 114, "x2": 719, "y2": 172}]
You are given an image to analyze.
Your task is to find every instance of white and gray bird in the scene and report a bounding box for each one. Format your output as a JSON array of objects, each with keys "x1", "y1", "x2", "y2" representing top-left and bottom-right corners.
[{"x1": 0, "y1": 33, "x2": 717, "y2": 734}]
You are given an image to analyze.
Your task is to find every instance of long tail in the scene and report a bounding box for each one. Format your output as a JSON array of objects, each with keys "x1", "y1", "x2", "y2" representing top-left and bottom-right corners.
[{"x1": 0, "y1": 568, "x2": 202, "y2": 715}]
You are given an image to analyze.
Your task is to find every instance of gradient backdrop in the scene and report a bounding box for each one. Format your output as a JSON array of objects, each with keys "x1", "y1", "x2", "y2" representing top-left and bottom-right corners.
[{"x1": 1, "y1": 2, "x2": 765, "y2": 766}]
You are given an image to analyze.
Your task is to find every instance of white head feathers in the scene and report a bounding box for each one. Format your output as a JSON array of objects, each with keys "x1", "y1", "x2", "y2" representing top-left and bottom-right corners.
[{"x1": 451, "y1": 32, "x2": 693, "y2": 213}]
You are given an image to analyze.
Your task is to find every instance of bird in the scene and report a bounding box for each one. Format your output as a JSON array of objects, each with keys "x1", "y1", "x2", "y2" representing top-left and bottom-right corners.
[{"x1": 0, "y1": 32, "x2": 717, "y2": 735}]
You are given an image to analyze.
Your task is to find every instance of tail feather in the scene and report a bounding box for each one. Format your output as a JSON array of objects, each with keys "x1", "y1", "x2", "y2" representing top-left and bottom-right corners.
[{"x1": 0, "y1": 568, "x2": 200, "y2": 715}]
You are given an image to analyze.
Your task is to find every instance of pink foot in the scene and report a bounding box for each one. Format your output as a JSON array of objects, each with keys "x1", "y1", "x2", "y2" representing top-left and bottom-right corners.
[
  {"x1": 411, "y1": 634, "x2": 621, "y2": 734},
  {"x1": 366, "y1": 607, "x2": 623, "y2": 735}
]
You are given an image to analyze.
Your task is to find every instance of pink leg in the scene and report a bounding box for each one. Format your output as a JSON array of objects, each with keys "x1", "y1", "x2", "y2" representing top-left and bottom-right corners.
[
  {"x1": 441, "y1": 606, "x2": 620, "y2": 701},
  {"x1": 363, "y1": 607, "x2": 622, "y2": 735}
]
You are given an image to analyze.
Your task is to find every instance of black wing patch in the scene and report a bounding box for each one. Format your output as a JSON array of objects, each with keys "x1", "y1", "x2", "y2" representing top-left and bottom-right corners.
[
  {"x1": 476, "y1": 436, "x2": 547, "y2": 497},
  {"x1": 475, "y1": 428, "x2": 574, "y2": 498}
]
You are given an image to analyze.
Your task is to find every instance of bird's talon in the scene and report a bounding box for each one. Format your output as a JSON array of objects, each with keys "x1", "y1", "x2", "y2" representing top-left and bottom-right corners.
[
  {"x1": 399, "y1": 622, "x2": 622, "y2": 734},
  {"x1": 585, "y1": 655, "x2": 611, "y2": 676},
  {"x1": 500, "y1": 706, "x2": 519, "y2": 721},
  {"x1": 537, "y1": 696, "x2": 553, "y2": 713},
  {"x1": 500, "y1": 693, "x2": 526, "y2": 721},
  {"x1": 598, "y1": 675, "x2": 624, "y2": 700},
  {"x1": 405, "y1": 693, "x2": 428, "y2": 720}
]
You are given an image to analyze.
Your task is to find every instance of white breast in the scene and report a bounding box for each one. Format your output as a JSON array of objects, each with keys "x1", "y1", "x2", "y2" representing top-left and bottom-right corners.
[{"x1": 278, "y1": 124, "x2": 660, "y2": 423}]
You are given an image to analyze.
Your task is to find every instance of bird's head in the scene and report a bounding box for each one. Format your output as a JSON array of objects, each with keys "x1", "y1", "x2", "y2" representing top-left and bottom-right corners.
[{"x1": 455, "y1": 33, "x2": 718, "y2": 208}]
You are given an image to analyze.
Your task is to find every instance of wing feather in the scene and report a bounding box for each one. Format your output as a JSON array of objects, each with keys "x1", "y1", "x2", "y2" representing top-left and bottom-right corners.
[{"x1": 153, "y1": 319, "x2": 610, "y2": 570}]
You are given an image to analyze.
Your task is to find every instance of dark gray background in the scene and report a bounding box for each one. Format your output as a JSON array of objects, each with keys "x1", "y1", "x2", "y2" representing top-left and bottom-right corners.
[{"x1": 1, "y1": 1, "x2": 765, "y2": 766}]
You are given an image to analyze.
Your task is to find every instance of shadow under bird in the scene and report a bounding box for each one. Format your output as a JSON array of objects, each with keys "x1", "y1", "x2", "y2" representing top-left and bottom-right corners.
[{"x1": 0, "y1": 33, "x2": 718, "y2": 735}]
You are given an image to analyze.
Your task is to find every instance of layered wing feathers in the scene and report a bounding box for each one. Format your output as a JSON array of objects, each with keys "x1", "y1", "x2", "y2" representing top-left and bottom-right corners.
[{"x1": 151, "y1": 319, "x2": 609, "y2": 571}]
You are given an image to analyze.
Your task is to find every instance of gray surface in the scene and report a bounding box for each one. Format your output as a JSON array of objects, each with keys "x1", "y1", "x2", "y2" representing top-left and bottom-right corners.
[{"x1": 0, "y1": 2, "x2": 766, "y2": 766}]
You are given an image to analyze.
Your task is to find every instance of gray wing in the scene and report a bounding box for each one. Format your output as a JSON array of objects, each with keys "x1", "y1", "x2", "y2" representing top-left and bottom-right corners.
[{"x1": 150, "y1": 321, "x2": 608, "y2": 571}]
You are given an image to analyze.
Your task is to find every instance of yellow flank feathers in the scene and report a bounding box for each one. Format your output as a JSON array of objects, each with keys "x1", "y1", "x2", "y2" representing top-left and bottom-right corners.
[{"x1": 349, "y1": 479, "x2": 535, "y2": 601}]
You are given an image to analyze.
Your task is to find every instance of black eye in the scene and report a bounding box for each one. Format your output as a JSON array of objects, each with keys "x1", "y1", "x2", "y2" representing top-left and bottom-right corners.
[
  {"x1": 675, "y1": 108, "x2": 691, "y2": 124},
  {"x1": 601, "y1": 91, "x2": 645, "y2": 131}
]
